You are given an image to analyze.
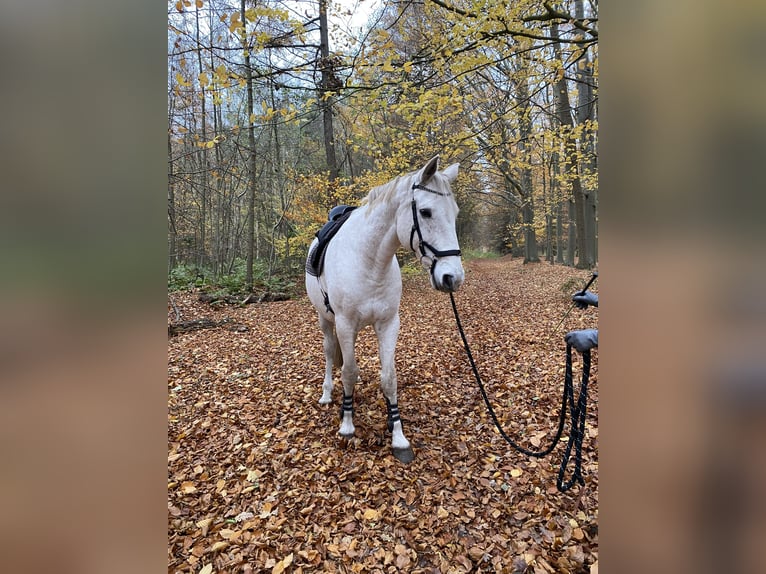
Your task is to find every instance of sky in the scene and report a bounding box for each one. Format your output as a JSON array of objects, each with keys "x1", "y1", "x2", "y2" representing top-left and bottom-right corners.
[{"x1": 330, "y1": 0, "x2": 382, "y2": 40}]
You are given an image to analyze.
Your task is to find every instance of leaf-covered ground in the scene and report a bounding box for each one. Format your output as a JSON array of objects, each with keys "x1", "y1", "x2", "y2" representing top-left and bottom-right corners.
[{"x1": 168, "y1": 256, "x2": 598, "y2": 574}]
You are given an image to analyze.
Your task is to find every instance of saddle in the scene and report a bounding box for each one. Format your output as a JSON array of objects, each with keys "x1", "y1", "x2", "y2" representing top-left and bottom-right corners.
[{"x1": 306, "y1": 205, "x2": 357, "y2": 277}]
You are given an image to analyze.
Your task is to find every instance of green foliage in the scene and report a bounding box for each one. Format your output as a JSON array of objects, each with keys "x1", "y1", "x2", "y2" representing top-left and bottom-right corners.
[
  {"x1": 399, "y1": 256, "x2": 423, "y2": 279},
  {"x1": 168, "y1": 263, "x2": 206, "y2": 291},
  {"x1": 258, "y1": 270, "x2": 297, "y2": 295},
  {"x1": 215, "y1": 258, "x2": 250, "y2": 294},
  {"x1": 399, "y1": 249, "x2": 502, "y2": 281},
  {"x1": 461, "y1": 248, "x2": 502, "y2": 261},
  {"x1": 168, "y1": 258, "x2": 298, "y2": 296}
]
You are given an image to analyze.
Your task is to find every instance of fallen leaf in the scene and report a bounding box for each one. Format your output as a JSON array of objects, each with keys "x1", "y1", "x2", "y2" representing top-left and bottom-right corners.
[
  {"x1": 395, "y1": 553, "x2": 411, "y2": 569},
  {"x1": 342, "y1": 521, "x2": 357, "y2": 533},
  {"x1": 362, "y1": 508, "x2": 380, "y2": 521},
  {"x1": 209, "y1": 541, "x2": 229, "y2": 552},
  {"x1": 196, "y1": 518, "x2": 213, "y2": 536},
  {"x1": 234, "y1": 511, "x2": 254, "y2": 522},
  {"x1": 181, "y1": 481, "x2": 197, "y2": 493},
  {"x1": 468, "y1": 545, "x2": 485, "y2": 560}
]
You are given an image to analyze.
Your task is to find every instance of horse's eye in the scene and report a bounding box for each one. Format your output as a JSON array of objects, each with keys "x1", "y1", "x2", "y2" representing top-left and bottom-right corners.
[{"x1": 419, "y1": 208, "x2": 432, "y2": 218}]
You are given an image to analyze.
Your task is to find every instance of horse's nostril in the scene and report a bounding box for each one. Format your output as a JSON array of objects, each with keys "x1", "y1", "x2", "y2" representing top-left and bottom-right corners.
[{"x1": 443, "y1": 274, "x2": 454, "y2": 291}]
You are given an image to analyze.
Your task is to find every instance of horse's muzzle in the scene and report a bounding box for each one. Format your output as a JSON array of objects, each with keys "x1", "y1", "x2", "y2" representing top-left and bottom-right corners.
[{"x1": 436, "y1": 273, "x2": 462, "y2": 293}]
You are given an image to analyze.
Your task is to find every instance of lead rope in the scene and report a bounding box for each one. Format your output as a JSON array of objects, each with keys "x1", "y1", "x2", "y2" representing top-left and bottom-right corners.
[{"x1": 449, "y1": 292, "x2": 591, "y2": 492}]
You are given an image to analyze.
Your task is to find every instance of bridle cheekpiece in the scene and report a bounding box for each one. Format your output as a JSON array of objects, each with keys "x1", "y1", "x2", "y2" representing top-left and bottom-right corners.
[{"x1": 409, "y1": 182, "x2": 462, "y2": 277}]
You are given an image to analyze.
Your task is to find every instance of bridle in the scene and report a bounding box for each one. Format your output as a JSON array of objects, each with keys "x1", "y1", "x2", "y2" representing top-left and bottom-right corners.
[{"x1": 408, "y1": 182, "x2": 462, "y2": 277}]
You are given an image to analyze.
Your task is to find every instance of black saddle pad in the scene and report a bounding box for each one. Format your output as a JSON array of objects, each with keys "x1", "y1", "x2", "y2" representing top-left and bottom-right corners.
[{"x1": 306, "y1": 206, "x2": 357, "y2": 277}]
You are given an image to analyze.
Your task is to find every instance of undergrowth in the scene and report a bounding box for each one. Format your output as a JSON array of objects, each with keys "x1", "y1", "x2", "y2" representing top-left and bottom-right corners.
[{"x1": 168, "y1": 258, "x2": 298, "y2": 296}]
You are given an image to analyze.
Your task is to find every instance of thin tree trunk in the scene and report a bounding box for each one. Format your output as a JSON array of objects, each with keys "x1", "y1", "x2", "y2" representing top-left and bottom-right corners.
[
  {"x1": 241, "y1": 0, "x2": 257, "y2": 292},
  {"x1": 553, "y1": 150, "x2": 565, "y2": 264},
  {"x1": 522, "y1": 198, "x2": 538, "y2": 263},
  {"x1": 513, "y1": 68, "x2": 538, "y2": 263},
  {"x1": 566, "y1": 198, "x2": 576, "y2": 266},
  {"x1": 543, "y1": 163, "x2": 553, "y2": 263},
  {"x1": 195, "y1": 6, "x2": 209, "y2": 269},
  {"x1": 552, "y1": 23, "x2": 589, "y2": 268},
  {"x1": 269, "y1": 78, "x2": 289, "y2": 272},
  {"x1": 556, "y1": 198, "x2": 565, "y2": 264},
  {"x1": 546, "y1": 213, "x2": 553, "y2": 263},
  {"x1": 575, "y1": 0, "x2": 598, "y2": 265},
  {"x1": 209, "y1": 12, "x2": 225, "y2": 279},
  {"x1": 168, "y1": 124, "x2": 177, "y2": 273},
  {"x1": 319, "y1": 0, "x2": 339, "y2": 180}
]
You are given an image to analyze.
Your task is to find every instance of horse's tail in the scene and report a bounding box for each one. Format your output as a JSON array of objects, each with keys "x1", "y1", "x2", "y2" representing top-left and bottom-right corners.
[{"x1": 333, "y1": 329, "x2": 343, "y2": 368}]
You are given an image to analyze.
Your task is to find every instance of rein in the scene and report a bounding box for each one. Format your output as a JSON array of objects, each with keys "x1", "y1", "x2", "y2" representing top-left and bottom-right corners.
[
  {"x1": 449, "y1": 292, "x2": 592, "y2": 492},
  {"x1": 409, "y1": 183, "x2": 462, "y2": 277}
]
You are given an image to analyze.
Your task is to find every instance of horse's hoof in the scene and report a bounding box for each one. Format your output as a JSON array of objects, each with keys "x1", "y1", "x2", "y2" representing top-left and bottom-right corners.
[
  {"x1": 392, "y1": 447, "x2": 415, "y2": 464},
  {"x1": 318, "y1": 397, "x2": 332, "y2": 405}
]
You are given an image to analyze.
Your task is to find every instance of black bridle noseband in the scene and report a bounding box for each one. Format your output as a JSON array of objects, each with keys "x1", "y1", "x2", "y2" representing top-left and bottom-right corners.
[{"x1": 409, "y1": 183, "x2": 462, "y2": 276}]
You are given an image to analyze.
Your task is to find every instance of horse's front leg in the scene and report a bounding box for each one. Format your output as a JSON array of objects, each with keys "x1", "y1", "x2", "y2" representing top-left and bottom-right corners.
[
  {"x1": 335, "y1": 317, "x2": 359, "y2": 438},
  {"x1": 375, "y1": 316, "x2": 414, "y2": 463}
]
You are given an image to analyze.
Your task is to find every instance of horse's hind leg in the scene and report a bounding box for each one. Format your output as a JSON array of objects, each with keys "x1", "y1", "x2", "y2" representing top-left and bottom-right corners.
[
  {"x1": 318, "y1": 315, "x2": 339, "y2": 405},
  {"x1": 375, "y1": 316, "x2": 414, "y2": 463}
]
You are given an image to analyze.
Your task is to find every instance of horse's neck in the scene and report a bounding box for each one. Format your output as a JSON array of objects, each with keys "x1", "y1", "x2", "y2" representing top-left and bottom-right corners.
[{"x1": 355, "y1": 198, "x2": 404, "y2": 268}]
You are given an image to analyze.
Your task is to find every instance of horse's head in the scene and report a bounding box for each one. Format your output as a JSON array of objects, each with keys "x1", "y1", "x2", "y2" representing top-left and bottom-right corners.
[{"x1": 398, "y1": 156, "x2": 465, "y2": 293}]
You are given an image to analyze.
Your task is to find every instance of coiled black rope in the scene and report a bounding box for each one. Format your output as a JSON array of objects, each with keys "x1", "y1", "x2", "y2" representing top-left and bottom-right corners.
[{"x1": 449, "y1": 292, "x2": 591, "y2": 492}]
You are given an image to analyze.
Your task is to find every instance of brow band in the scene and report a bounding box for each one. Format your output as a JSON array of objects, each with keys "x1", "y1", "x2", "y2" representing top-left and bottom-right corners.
[{"x1": 412, "y1": 183, "x2": 450, "y2": 196}]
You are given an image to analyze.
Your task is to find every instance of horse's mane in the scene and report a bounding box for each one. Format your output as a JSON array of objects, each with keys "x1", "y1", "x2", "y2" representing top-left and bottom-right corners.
[
  {"x1": 362, "y1": 174, "x2": 409, "y2": 210},
  {"x1": 361, "y1": 167, "x2": 454, "y2": 215}
]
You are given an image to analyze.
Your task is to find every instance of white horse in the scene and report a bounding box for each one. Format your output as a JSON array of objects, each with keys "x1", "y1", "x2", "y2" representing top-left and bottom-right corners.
[{"x1": 305, "y1": 156, "x2": 465, "y2": 463}]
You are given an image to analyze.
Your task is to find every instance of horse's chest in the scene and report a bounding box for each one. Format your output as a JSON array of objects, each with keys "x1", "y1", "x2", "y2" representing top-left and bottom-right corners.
[{"x1": 338, "y1": 286, "x2": 400, "y2": 325}]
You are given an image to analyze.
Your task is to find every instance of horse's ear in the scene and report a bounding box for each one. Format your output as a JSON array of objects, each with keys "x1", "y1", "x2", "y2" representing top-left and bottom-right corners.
[
  {"x1": 442, "y1": 162, "x2": 459, "y2": 182},
  {"x1": 418, "y1": 155, "x2": 440, "y2": 185}
]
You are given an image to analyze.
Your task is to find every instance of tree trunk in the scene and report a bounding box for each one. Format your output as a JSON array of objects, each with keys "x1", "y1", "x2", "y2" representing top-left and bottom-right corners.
[
  {"x1": 575, "y1": 0, "x2": 598, "y2": 265},
  {"x1": 242, "y1": 0, "x2": 257, "y2": 292},
  {"x1": 522, "y1": 198, "x2": 539, "y2": 263},
  {"x1": 543, "y1": 168, "x2": 553, "y2": 263},
  {"x1": 209, "y1": 9, "x2": 225, "y2": 279},
  {"x1": 566, "y1": 198, "x2": 576, "y2": 266},
  {"x1": 546, "y1": 212, "x2": 553, "y2": 263},
  {"x1": 195, "y1": 6, "x2": 209, "y2": 269},
  {"x1": 552, "y1": 23, "x2": 589, "y2": 268},
  {"x1": 515, "y1": 72, "x2": 538, "y2": 263},
  {"x1": 548, "y1": 127, "x2": 565, "y2": 264},
  {"x1": 556, "y1": 196, "x2": 565, "y2": 264},
  {"x1": 319, "y1": 0, "x2": 339, "y2": 181},
  {"x1": 168, "y1": 124, "x2": 177, "y2": 273}
]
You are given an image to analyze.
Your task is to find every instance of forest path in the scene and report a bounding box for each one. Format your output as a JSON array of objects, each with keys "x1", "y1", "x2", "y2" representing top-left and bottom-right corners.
[{"x1": 168, "y1": 256, "x2": 599, "y2": 573}]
